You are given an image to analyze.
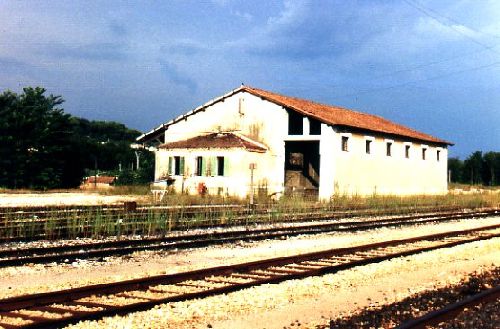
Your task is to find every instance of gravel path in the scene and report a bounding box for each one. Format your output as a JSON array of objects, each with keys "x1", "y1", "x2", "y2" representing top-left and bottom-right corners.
[{"x1": 0, "y1": 192, "x2": 147, "y2": 207}]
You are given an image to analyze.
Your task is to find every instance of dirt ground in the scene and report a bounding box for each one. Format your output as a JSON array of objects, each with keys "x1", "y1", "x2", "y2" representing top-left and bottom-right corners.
[{"x1": 0, "y1": 192, "x2": 148, "y2": 207}]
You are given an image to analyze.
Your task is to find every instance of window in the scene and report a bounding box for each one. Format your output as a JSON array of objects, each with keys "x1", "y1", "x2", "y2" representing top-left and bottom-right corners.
[
  {"x1": 196, "y1": 156, "x2": 203, "y2": 176},
  {"x1": 405, "y1": 145, "x2": 410, "y2": 159},
  {"x1": 365, "y1": 140, "x2": 372, "y2": 154},
  {"x1": 309, "y1": 118, "x2": 321, "y2": 135},
  {"x1": 217, "y1": 156, "x2": 224, "y2": 176},
  {"x1": 422, "y1": 148, "x2": 427, "y2": 160},
  {"x1": 169, "y1": 156, "x2": 184, "y2": 176},
  {"x1": 289, "y1": 152, "x2": 304, "y2": 168},
  {"x1": 174, "y1": 156, "x2": 182, "y2": 175},
  {"x1": 341, "y1": 136, "x2": 349, "y2": 152},
  {"x1": 288, "y1": 111, "x2": 303, "y2": 135},
  {"x1": 386, "y1": 142, "x2": 392, "y2": 156},
  {"x1": 364, "y1": 136, "x2": 375, "y2": 154},
  {"x1": 437, "y1": 150, "x2": 441, "y2": 162}
]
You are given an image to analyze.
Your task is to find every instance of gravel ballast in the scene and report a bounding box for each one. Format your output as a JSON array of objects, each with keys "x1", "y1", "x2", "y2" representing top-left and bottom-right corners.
[
  {"x1": 66, "y1": 236, "x2": 499, "y2": 328},
  {"x1": 1, "y1": 216, "x2": 499, "y2": 300},
  {"x1": 324, "y1": 267, "x2": 500, "y2": 329},
  {"x1": 0, "y1": 216, "x2": 498, "y2": 328}
]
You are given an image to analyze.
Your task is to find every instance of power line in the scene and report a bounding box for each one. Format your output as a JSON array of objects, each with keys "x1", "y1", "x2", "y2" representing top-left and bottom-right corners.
[
  {"x1": 405, "y1": 0, "x2": 500, "y2": 40},
  {"x1": 369, "y1": 43, "x2": 500, "y2": 80},
  {"x1": 403, "y1": 0, "x2": 499, "y2": 55},
  {"x1": 340, "y1": 60, "x2": 500, "y2": 98}
]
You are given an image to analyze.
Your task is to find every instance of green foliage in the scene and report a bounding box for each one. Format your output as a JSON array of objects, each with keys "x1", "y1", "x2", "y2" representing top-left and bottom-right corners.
[
  {"x1": 448, "y1": 157, "x2": 463, "y2": 183},
  {"x1": 0, "y1": 87, "x2": 153, "y2": 189},
  {"x1": 0, "y1": 87, "x2": 74, "y2": 189},
  {"x1": 448, "y1": 151, "x2": 500, "y2": 186}
]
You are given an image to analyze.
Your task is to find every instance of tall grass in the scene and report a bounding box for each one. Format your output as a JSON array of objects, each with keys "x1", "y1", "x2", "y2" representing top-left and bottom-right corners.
[{"x1": 1, "y1": 192, "x2": 498, "y2": 241}]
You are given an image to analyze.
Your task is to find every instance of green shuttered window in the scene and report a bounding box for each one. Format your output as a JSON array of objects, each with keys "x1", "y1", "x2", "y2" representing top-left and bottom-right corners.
[
  {"x1": 194, "y1": 156, "x2": 229, "y2": 177},
  {"x1": 168, "y1": 156, "x2": 185, "y2": 176}
]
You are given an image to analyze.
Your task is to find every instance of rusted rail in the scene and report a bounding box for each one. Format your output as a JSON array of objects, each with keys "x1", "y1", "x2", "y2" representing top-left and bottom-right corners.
[
  {"x1": 0, "y1": 223, "x2": 499, "y2": 328},
  {"x1": 0, "y1": 209, "x2": 497, "y2": 267},
  {"x1": 397, "y1": 285, "x2": 500, "y2": 329}
]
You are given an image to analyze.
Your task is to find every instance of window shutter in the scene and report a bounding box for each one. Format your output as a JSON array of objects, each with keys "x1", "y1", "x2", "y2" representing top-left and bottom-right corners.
[
  {"x1": 168, "y1": 157, "x2": 173, "y2": 175},
  {"x1": 223, "y1": 157, "x2": 230, "y2": 176},
  {"x1": 210, "y1": 157, "x2": 217, "y2": 176},
  {"x1": 201, "y1": 157, "x2": 207, "y2": 176},
  {"x1": 179, "y1": 157, "x2": 185, "y2": 175}
]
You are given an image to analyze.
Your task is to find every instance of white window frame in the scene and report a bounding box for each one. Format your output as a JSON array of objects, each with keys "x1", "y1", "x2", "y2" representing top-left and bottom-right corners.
[
  {"x1": 364, "y1": 136, "x2": 375, "y2": 155},
  {"x1": 385, "y1": 139, "x2": 394, "y2": 157},
  {"x1": 403, "y1": 142, "x2": 412, "y2": 159},
  {"x1": 340, "y1": 133, "x2": 352, "y2": 152},
  {"x1": 436, "y1": 146, "x2": 444, "y2": 162},
  {"x1": 421, "y1": 144, "x2": 429, "y2": 161}
]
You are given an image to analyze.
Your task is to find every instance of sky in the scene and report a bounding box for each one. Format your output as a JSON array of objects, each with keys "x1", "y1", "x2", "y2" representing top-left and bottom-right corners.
[{"x1": 0, "y1": 0, "x2": 499, "y2": 159}]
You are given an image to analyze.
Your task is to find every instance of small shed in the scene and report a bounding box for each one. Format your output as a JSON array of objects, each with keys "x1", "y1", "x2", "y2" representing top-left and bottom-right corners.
[{"x1": 81, "y1": 176, "x2": 117, "y2": 190}]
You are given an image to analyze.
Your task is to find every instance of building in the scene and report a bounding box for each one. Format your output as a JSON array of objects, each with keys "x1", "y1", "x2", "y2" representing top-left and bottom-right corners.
[
  {"x1": 137, "y1": 85, "x2": 452, "y2": 199},
  {"x1": 81, "y1": 175, "x2": 117, "y2": 190}
]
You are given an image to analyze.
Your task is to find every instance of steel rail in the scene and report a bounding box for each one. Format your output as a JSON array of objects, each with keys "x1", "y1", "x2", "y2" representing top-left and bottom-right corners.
[
  {"x1": 0, "y1": 224, "x2": 499, "y2": 328},
  {"x1": 397, "y1": 285, "x2": 500, "y2": 329},
  {"x1": 0, "y1": 210, "x2": 497, "y2": 267}
]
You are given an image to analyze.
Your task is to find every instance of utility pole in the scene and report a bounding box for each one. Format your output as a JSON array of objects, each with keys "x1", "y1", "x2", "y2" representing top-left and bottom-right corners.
[
  {"x1": 249, "y1": 163, "x2": 256, "y2": 206},
  {"x1": 130, "y1": 143, "x2": 143, "y2": 171},
  {"x1": 134, "y1": 150, "x2": 140, "y2": 170},
  {"x1": 94, "y1": 157, "x2": 98, "y2": 188}
]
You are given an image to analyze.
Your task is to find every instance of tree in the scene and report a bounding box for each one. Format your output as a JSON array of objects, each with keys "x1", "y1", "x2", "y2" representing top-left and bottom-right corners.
[
  {"x1": 463, "y1": 151, "x2": 483, "y2": 185},
  {"x1": 447, "y1": 157, "x2": 464, "y2": 183},
  {"x1": 482, "y1": 152, "x2": 500, "y2": 186},
  {"x1": 0, "y1": 87, "x2": 154, "y2": 189},
  {"x1": 0, "y1": 87, "x2": 75, "y2": 189}
]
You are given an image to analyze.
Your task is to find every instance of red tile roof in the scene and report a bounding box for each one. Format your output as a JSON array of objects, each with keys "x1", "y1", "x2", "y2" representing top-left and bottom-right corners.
[
  {"x1": 83, "y1": 176, "x2": 117, "y2": 185},
  {"x1": 159, "y1": 133, "x2": 267, "y2": 152},
  {"x1": 138, "y1": 85, "x2": 451, "y2": 145},
  {"x1": 242, "y1": 86, "x2": 451, "y2": 145}
]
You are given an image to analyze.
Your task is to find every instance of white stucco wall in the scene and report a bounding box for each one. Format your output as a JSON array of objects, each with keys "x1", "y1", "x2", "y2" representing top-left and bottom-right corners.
[
  {"x1": 325, "y1": 130, "x2": 448, "y2": 196},
  {"x1": 163, "y1": 91, "x2": 288, "y2": 153},
  {"x1": 154, "y1": 147, "x2": 277, "y2": 198},
  {"x1": 155, "y1": 91, "x2": 289, "y2": 197}
]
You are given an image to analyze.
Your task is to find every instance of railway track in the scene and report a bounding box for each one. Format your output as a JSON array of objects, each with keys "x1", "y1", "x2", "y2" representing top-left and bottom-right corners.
[
  {"x1": 0, "y1": 209, "x2": 497, "y2": 267},
  {"x1": 0, "y1": 223, "x2": 499, "y2": 328},
  {"x1": 397, "y1": 284, "x2": 500, "y2": 329},
  {"x1": 0, "y1": 204, "x2": 476, "y2": 242},
  {"x1": 0, "y1": 204, "x2": 248, "y2": 242}
]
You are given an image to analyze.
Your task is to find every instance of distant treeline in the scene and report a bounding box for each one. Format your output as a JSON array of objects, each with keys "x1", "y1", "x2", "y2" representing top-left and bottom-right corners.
[
  {"x1": 448, "y1": 151, "x2": 500, "y2": 186},
  {"x1": 0, "y1": 87, "x2": 153, "y2": 189}
]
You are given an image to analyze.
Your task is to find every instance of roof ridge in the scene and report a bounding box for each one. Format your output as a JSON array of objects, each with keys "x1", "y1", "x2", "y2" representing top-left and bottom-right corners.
[
  {"x1": 244, "y1": 86, "x2": 366, "y2": 115},
  {"x1": 242, "y1": 86, "x2": 451, "y2": 145}
]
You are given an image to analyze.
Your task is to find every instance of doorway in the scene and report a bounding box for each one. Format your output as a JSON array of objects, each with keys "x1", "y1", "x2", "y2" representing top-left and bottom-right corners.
[{"x1": 284, "y1": 141, "x2": 320, "y2": 196}]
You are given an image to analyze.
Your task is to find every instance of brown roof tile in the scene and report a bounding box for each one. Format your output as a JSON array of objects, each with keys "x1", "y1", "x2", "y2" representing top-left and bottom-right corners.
[
  {"x1": 243, "y1": 86, "x2": 452, "y2": 145},
  {"x1": 139, "y1": 85, "x2": 452, "y2": 145},
  {"x1": 83, "y1": 176, "x2": 116, "y2": 185},
  {"x1": 159, "y1": 133, "x2": 267, "y2": 152}
]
